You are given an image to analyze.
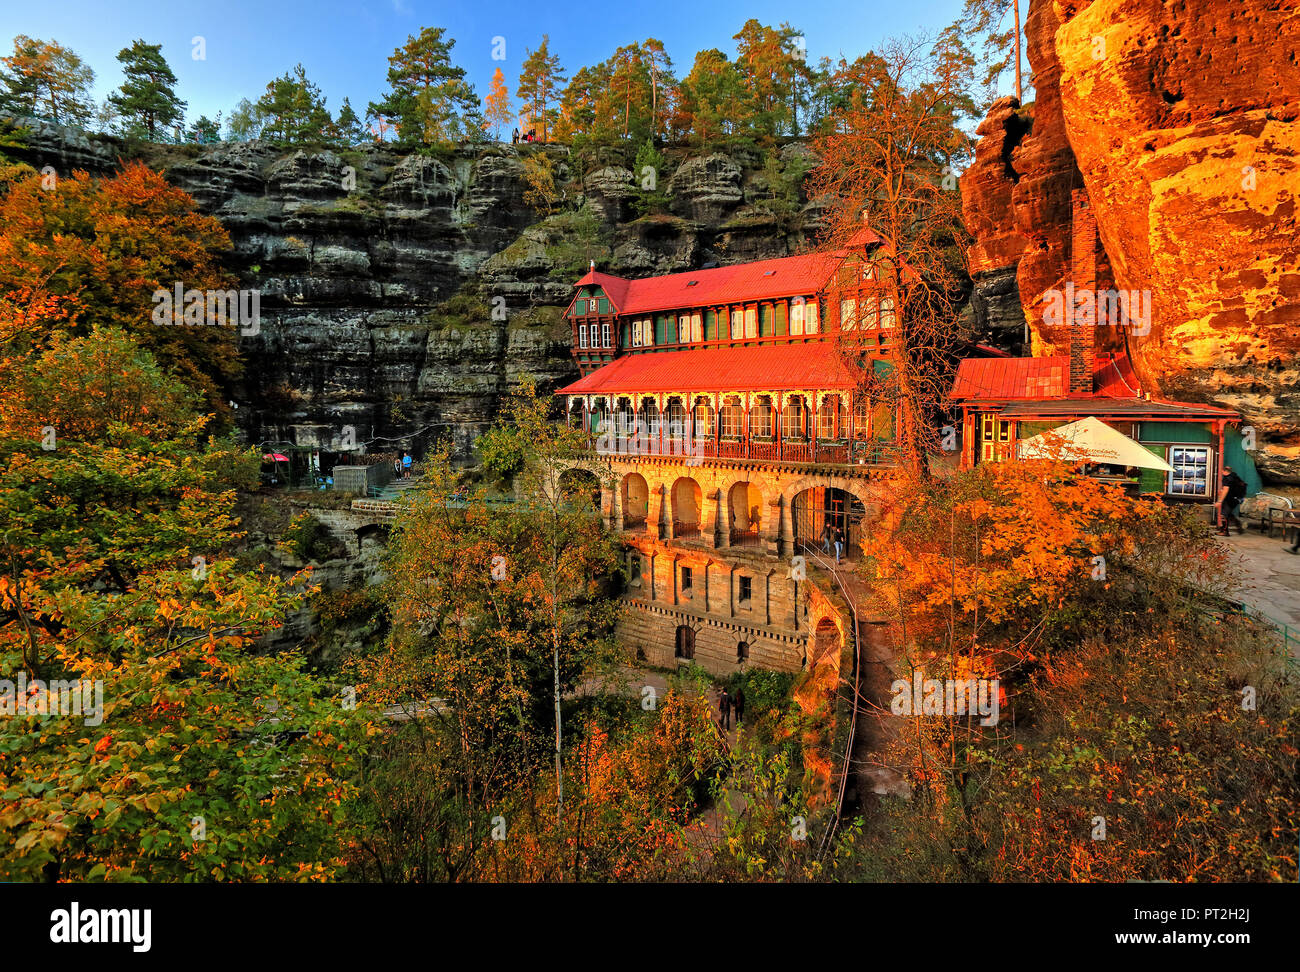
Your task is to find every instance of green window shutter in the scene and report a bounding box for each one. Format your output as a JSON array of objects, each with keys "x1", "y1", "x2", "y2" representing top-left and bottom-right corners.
[
  {"x1": 705, "y1": 309, "x2": 717, "y2": 340},
  {"x1": 760, "y1": 304, "x2": 773, "y2": 336},
  {"x1": 598, "y1": 298, "x2": 610, "y2": 314},
  {"x1": 776, "y1": 302, "x2": 787, "y2": 336},
  {"x1": 1139, "y1": 444, "x2": 1167, "y2": 493}
]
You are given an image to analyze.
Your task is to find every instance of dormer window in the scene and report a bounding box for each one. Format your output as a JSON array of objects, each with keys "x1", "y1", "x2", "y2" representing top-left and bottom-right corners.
[{"x1": 763, "y1": 269, "x2": 776, "y2": 277}]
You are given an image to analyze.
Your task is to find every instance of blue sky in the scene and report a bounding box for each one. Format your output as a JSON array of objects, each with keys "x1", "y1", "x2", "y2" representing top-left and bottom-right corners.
[{"x1": 1, "y1": 0, "x2": 972, "y2": 126}]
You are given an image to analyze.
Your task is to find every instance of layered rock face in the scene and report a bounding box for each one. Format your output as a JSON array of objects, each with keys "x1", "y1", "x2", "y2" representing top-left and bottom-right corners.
[
  {"x1": 1054, "y1": 0, "x2": 1300, "y2": 480},
  {"x1": 7, "y1": 122, "x2": 817, "y2": 463},
  {"x1": 960, "y1": 0, "x2": 1299, "y2": 482}
]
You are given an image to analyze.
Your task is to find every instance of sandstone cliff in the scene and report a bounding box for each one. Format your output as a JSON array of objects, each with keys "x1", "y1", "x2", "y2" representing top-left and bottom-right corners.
[
  {"x1": 6, "y1": 120, "x2": 820, "y2": 464},
  {"x1": 960, "y1": 0, "x2": 1299, "y2": 483}
]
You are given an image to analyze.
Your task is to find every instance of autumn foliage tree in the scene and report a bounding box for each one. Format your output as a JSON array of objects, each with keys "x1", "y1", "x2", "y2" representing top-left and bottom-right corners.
[
  {"x1": 857, "y1": 458, "x2": 1299, "y2": 882},
  {"x1": 0, "y1": 160, "x2": 241, "y2": 418},
  {"x1": 516, "y1": 36, "x2": 565, "y2": 143},
  {"x1": 0, "y1": 35, "x2": 96, "y2": 125},
  {"x1": 809, "y1": 37, "x2": 974, "y2": 475},
  {"x1": 0, "y1": 327, "x2": 371, "y2": 881}
]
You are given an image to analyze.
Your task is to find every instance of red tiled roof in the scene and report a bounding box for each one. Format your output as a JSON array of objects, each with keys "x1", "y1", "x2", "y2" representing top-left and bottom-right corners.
[
  {"x1": 951, "y1": 350, "x2": 1238, "y2": 418},
  {"x1": 573, "y1": 229, "x2": 900, "y2": 318},
  {"x1": 950, "y1": 356, "x2": 1072, "y2": 401},
  {"x1": 556, "y1": 341, "x2": 857, "y2": 396},
  {"x1": 573, "y1": 270, "x2": 631, "y2": 311},
  {"x1": 602, "y1": 254, "x2": 843, "y2": 317}
]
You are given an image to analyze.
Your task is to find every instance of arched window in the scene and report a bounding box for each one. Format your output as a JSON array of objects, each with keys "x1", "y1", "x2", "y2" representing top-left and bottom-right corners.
[
  {"x1": 719, "y1": 396, "x2": 744, "y2": 438},
  {"x1": 665, "y1": 398, "x2": 686, "y2": 440},
  {"x1": 737, "y1": 641, "x2": 750, "y2": 662},
  {"x1": 616, "y1": 398, "x2": 635, "y2": 436},
  {"x1": 853, "y1": 398, "x2": 870, "y2": 439},
  {"x1": 751, "y1": 396, "x2": 774, "y2": 438},
  {"x1": 817, "y1": 398, "x2": 839, "y2": 440},
  {"x1": 782, "y1": 396, "x2": 807, "y2": 441},
  {"x1": 675, "y1": 625, "x2": 695, "y2": 660},
  {"x1": 637, "y1": 398, "x2": 660, "y2": 437},
  {"x1": 692, "y1": 397, "x2": 714, "y2": 438}
]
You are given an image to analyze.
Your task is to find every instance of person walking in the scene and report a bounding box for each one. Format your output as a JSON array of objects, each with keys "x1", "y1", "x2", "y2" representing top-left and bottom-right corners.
[
  {"x1": 820, "y1": 521, "x2": 833, "y2": 555},
  {"x1": 732, "y1": 686, "x2": 745, "y2": 727},
  {"x1": 1216, "y1": 464, "x2": 1246, "y2": 536},
  {"x1": 718, "y1": 688, "x2": 731, "y2": 731},
  {"x1": 833, "y1": 525, "x2": 845, "y2": 564},
  {"x1": 511, "y1": 127, "x2": 518, "y2": 144}
]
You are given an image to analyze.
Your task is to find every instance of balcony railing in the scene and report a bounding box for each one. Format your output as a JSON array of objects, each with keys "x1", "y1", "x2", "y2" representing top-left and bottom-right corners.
[{"x1": 587, "y1": 427, "x2": 900, "y2": 467}]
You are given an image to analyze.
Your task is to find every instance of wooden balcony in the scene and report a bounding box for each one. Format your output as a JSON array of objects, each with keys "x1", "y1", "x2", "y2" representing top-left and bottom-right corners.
[{"x1": 587, "y1": 427, "x2": 899, "y2": 469}]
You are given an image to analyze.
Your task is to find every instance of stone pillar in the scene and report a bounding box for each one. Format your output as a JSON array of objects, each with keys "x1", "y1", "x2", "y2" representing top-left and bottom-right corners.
[
  {"x1": 779, "y1": 493, "x2": 795, "y2": 558},
  {"x1": 611, "y1": 478, "x2": 624, "y2": 531},
  {"x1": 600, "y1": 485, "x2": 613, "y2": 530},
  {"x1": 658, "y1": 483, "x2": 673, "y2": 540},
  {"x1": 713, "y1": 488, "x2": 729, "y2": 548},
  {"x1": 765, "y1": 498, "x2": 782, "y2": 557}
]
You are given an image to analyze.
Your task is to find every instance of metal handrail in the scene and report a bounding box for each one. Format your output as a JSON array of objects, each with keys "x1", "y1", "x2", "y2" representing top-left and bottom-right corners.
[{"x1": 799, "y1": 542, "x2": 864, "y2": 861}]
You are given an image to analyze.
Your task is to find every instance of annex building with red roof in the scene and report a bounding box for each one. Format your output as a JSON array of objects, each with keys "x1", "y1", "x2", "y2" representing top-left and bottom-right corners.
[{"x1": 950, "y1": 190, "x2": 1258, "y2": 502}]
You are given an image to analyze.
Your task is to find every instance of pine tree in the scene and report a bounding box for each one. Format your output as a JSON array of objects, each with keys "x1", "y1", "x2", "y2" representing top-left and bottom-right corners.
[
  {"x1": 335, "y1": 97, "x2": 365, "y2": 145},
  {"x1": 679, "y1": 49, "x2": 749, "y2": 144},
  {"x1": 483, "y1": 67, "x2": 512, "y2": 141},
  {"x1": 187, "y1": 113, "x2": 222, "y2": 144},
  {"x1": 516, "y1": 36, "x2": 565, "y2": 143},
  {"x1": 108, "y1": 39, "x2": 186, "y2": 140},
  {"x1": 0, "y1": 35, "x2": 95, "y2": 125},
  {"x1": 255, "y1": 64, "x2": 332, "y2": 143},
  {"x1": 368, "y1": 27, "x2": 479, "y2": 146}
]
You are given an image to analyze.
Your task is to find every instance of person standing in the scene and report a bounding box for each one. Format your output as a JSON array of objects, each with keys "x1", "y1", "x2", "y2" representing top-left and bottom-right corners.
[
  {"x1": 1217, "y1": 464, "x2": 1246, "y2": 536},
  {"x1": 718, "y1": 687, "x2": 732, "y2": 731},
  {"x1": 402, "y1": 452, "x2": 413, "y2": 479},
  {"x1": 833, "y1": 525, "x2": 845, "y2": 563},
  {"x1": 732, "y1": 686, "x2": 745, "y2": 727},
  {"x1": 820, "y1": 521, "x2": 833, "y2": 555},
  {"x1": 393, "y1": 455, "x2": 401, "y2": 479}
]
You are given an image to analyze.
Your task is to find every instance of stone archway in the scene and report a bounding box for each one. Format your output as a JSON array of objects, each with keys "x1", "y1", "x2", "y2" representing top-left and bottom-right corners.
[
  {"x1": 671, "y1": 476, "x2": 702, "y2": 538},
  {"x1": 790, "y1": 485, "x2": 867, "y2": 557},
  {"x1": 622, "y1": 472, "x2": 649, "y2": 529},
  {"x1": 728, "y1": 480, "x2": 763, "y2": 547}
]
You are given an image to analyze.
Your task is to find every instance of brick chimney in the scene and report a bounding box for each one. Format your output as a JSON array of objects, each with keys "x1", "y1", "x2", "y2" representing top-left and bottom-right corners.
[{"x1": 1069, "y1": 188, "x2": 1097, "y2": 395}]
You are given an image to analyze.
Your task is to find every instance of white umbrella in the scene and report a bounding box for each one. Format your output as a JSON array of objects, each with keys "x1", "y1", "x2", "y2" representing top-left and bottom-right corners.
[{"x1": 1017, "y1": 415, "x2": 1172, "y2": 471}]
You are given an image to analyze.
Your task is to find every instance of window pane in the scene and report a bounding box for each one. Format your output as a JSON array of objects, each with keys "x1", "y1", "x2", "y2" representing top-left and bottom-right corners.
[
  {"x1": 744, "y1": 306, "x2": 757, "y2": 338},
  {"x1": 791, "y1": 300, "x2": 804, "y2": 335}
]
